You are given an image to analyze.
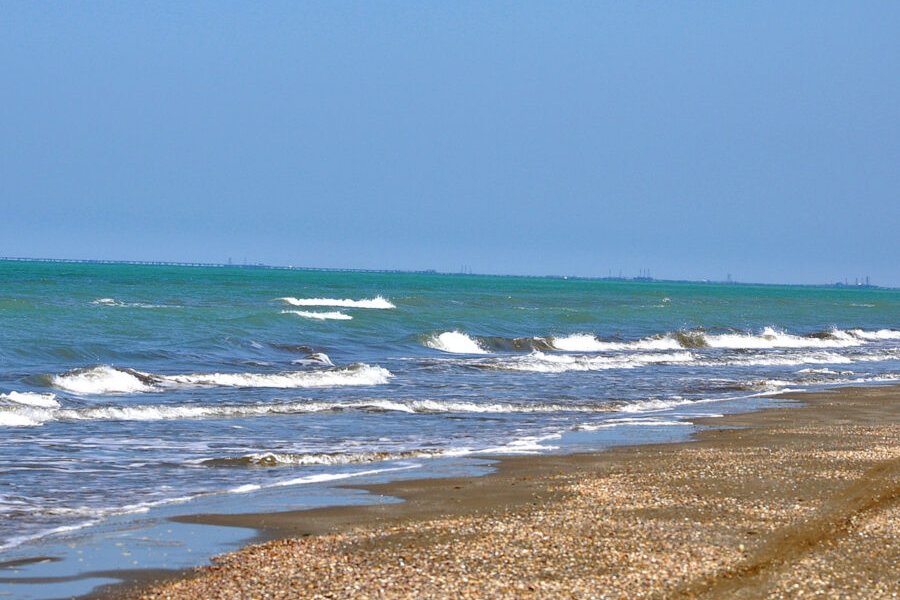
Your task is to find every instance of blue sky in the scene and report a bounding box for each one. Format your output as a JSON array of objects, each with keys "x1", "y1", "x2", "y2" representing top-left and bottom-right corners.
[{"x1": 2, "y1": 2, "x2": 898, "y2": 285}]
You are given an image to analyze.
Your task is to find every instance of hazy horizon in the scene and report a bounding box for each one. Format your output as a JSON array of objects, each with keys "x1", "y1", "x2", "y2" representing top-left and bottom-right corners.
[
  {"x1": 0, "y1": 254, "x2": 891, "y2": 289},
  {"x1": 2, "y1": 3, "x2": 898, "y2": 286}
]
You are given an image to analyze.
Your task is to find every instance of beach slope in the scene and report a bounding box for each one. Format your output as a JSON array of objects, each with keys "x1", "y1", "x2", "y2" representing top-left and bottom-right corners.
[{"x1": 124, "y1": 386, "x2": 899, "y2": 599}]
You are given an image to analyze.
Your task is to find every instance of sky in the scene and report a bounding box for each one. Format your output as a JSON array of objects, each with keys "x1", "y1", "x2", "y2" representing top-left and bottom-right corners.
[{"x1": 1, "y1": 2, "x2": 898, "y2": 286}]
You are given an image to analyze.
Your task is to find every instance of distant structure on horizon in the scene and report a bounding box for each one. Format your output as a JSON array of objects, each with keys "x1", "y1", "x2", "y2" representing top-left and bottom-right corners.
[
  {"x1": 634, "y1": 268, "x2": 653, "y2": 282},
  {"x1": 834, "y1": 275, "x2": 877, "y2": 288},
  {"x1": 0, "y1": 256, "x2": 891, "y2": 289}
]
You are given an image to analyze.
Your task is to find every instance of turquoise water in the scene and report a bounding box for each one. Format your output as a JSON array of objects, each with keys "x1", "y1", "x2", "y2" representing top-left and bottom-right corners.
[{"x1": 1, "y1": 260, "x2": 899, "y2": 558}]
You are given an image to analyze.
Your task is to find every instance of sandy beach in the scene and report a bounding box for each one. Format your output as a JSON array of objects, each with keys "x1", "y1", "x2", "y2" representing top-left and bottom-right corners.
[{"x1": 97, "y1": 385, "x2": 900, "y2": 599}]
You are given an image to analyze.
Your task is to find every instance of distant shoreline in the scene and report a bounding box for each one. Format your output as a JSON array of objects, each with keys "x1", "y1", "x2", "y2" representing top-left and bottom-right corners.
[{"x1": 0, "y1": 256, "x2": 890, "y2": 290}]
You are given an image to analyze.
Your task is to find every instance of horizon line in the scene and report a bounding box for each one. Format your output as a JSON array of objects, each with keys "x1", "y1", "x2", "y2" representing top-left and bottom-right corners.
[{"x1": 0, "y1": 255, "x2": 890, "y2": 291}]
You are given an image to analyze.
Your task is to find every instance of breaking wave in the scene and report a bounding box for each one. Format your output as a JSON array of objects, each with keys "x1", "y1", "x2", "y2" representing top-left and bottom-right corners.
[
  {"x1": 48, "y1": 364, "x2": 392, "y2": 395},
  {"x1": 165, "y1": 364, "x2": 391, "y2": 389},
  {"x1": 550, "y1": 327, "x2": 877, "y2": 352},
  {"x1": 202, "y1": 449, "x2": 444, "y2": 468},
  {"x1": 0, "y1": 391, "x2": 59, "y2": 408},
  {"x1": 848, "y1": 328, "x2": 900, "y2": 341},
  {"x1": 436, "y1": 327, "x2": 898, "y2": 355},
  {"x1": 279, "y1": 296, "x2": 395, "y2": 309},
  {"x1": 282, "y1": 310, "x2": 353, "y2": 321},
  {"x1": 0, "y1": 409, "x2": 47, "y2": 427},
  {"x1": 478, "y1": 351, "x2": 695, "y2": 373},
  {"x1": 51, "y1": 366, "x2": 158, "y2": 394},
  {"x1": 424, "y1": 331, "x2": 488, "y2": 354},
  {"x1": 549, "y1": 333, "x2": 682, "y2": 352},
  {"x1": 0, "y1": 398, "x2": 617, "y2": 428},
  {"x1": 706, "y1": 352, "x2": 855, "y2": 367},
  {"x1": 209, "y1": 436, "x2": 567, "y2": 467}
]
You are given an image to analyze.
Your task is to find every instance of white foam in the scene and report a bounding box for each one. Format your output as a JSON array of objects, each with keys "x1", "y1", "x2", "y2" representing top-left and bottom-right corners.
[
  {"x1": 703, "y1": 327, "x2": 862, "y2": 349},
  {"x1": 713, "y1": 352, "x2": 854, "y2": 367},
  {"x1": 474, "y1": 434, "x2": 562, "y2": 455},
  {"x1": 406, "y1": 400, "x2": 608, "y2": 413},
  {"x1": 1, "y1": 402, "x2": 332, "y2": 426},
  {"x1": 0, "y1": 391, "x2": 59, "y2": 408},
  {"x1": 51, "y1": 366, "x2": 157, "y2": 395},
  {"x1": 576, "y1": 417, "x2": 690, "y2": 431},
  {"x1": 91, "y1": 298, "x2": 170, "y2": 309},
  {"x1": 0, "y1": 397, "x2": 619, "y2": 427},
  {"x1": 48, "y1": 364, "x2": 391, "y2": 396},
  {"x1": 291, "y1": 352, "x2": 335, "y2": 367},
  {"x1": 92, "y1": 297, "x2": 120, "y2": 306},
  {"x1": 282, "y1": 310, "x2": 353, "y2": 321},
  {"x1": 279, "y1": 296, "x2": 395, "y2": 309},
  {"x1": 848, "y1": 350, "x2": 900, "y2": 363},
  {"x1": 848, "y1": 328, "x2": 900, "y2": 341},
  {"x1": 797, "y1": 368, "x2": 852, "y2": 376},
  {"x1": 425, "y1": 331, "x2": 488, "y2": 354},
  {"x1": 229, "y1": 465, "x2": 419, "y2": 495},
  {"x1": 488, "y1": 351, "x2": 694, "y2": 373},
  {"x1": 618, "y1": 395, "x2": 727, "y2": 413},
  {"x1": 163, "y1": 364, "x2": 392, "y2": 389},
  {"x1": 550, "y1": 334, "x2": 680, "y2": 352},
  {"x1": 549, "y1": 327, "x2": 899, "y2": 354},
  {"x1": 0, "y1": 408, "x2": 49, "y2": 427},
  {"x1": 240, "y1": 449, "x2": 444, "y2": 467}
]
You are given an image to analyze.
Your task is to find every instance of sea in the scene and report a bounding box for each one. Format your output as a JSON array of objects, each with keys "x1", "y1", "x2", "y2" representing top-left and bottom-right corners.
[{"x1": 1, "y1": 260, "x2": 899, "y2": 578}]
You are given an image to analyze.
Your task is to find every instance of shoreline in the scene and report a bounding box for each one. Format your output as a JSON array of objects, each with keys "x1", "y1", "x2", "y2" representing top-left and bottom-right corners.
[{"x1": 92, "y1": 384, "x2": 899, "y2": 599}]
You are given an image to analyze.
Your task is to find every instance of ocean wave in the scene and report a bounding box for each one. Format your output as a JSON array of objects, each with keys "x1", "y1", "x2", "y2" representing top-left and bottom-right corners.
[
  {"x1": 202, "y1": 449, "x2": 444, "y2": 468},
  {"x1": 405, "y1": 400, "x2": 613, "y2": 413},
  {"x1": 847, "y1": 328, "x2": 900, "y2": 341},
  {"x1": 479, "y1": 336, "x2": 555, "y2": 352},
  {"x1": 709, "y1": 352, "x2": 855, "y2": 367},
  {"x1": 421, "y1": 327, "x2": 896, "y2": 356},
  {"x1": 549, "y1": 333, "x2": 682, "y2": 352},
  {"x1": 164, "y1": 364, "x2": 391, "y2": 389},
  {"x1": 424, "y1": 331, "x2": 489, "y2": 354},
  {"x1": 0, "y1": 398, "x2": 617, "y2": 428},
  {"x1": 269, "y1": 343, "x2": 316, "y2": 354},
  {"x1": 91, "y1": 298, "x2": 173, "y2": 309},
  {"x1": 478, "y1": 351, "x2": 695, "y2": 373},
  {"x1": 550, "y1": 327, "x2": 878, "y2": 352},
  {"x1": 279, "y1": 296, "x2": 395, "y2": 309},
  {"x1": 743, "y1": 373, "x2": 900, "y2": 397},
  {"x1": 796, "y1": 367, "x2": 854, "y2": 376},
  {"x1": 469, "y1": 434, "x2": 563, "y2": 455},
  {"x1": 701, "y1": 327, "x2": 865, "y2": 349},
  {"x1": 51, "y1": 366, "x2": 158, "y2": 394},
  {"x1": 0, "y1": 391, "x2": 59, "y2": 408},
  {"x1": 617, "y1": 395, "x2": 728, "y2": 413},
  {"x1": 282, "y1": 310, "x2": 353, "y2": 321},
  {"x1": 47, "y1": 364, "x2": 392, "y2": 395},
  {"x1": 0, "y1": 409, "x2": 46, "y2": 427}
]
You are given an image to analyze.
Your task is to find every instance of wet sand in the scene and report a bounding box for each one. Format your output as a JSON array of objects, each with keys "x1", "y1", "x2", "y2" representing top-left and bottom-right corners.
[{"x1": 110, "y1": 386, "x2": 898, "y2": 599}]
